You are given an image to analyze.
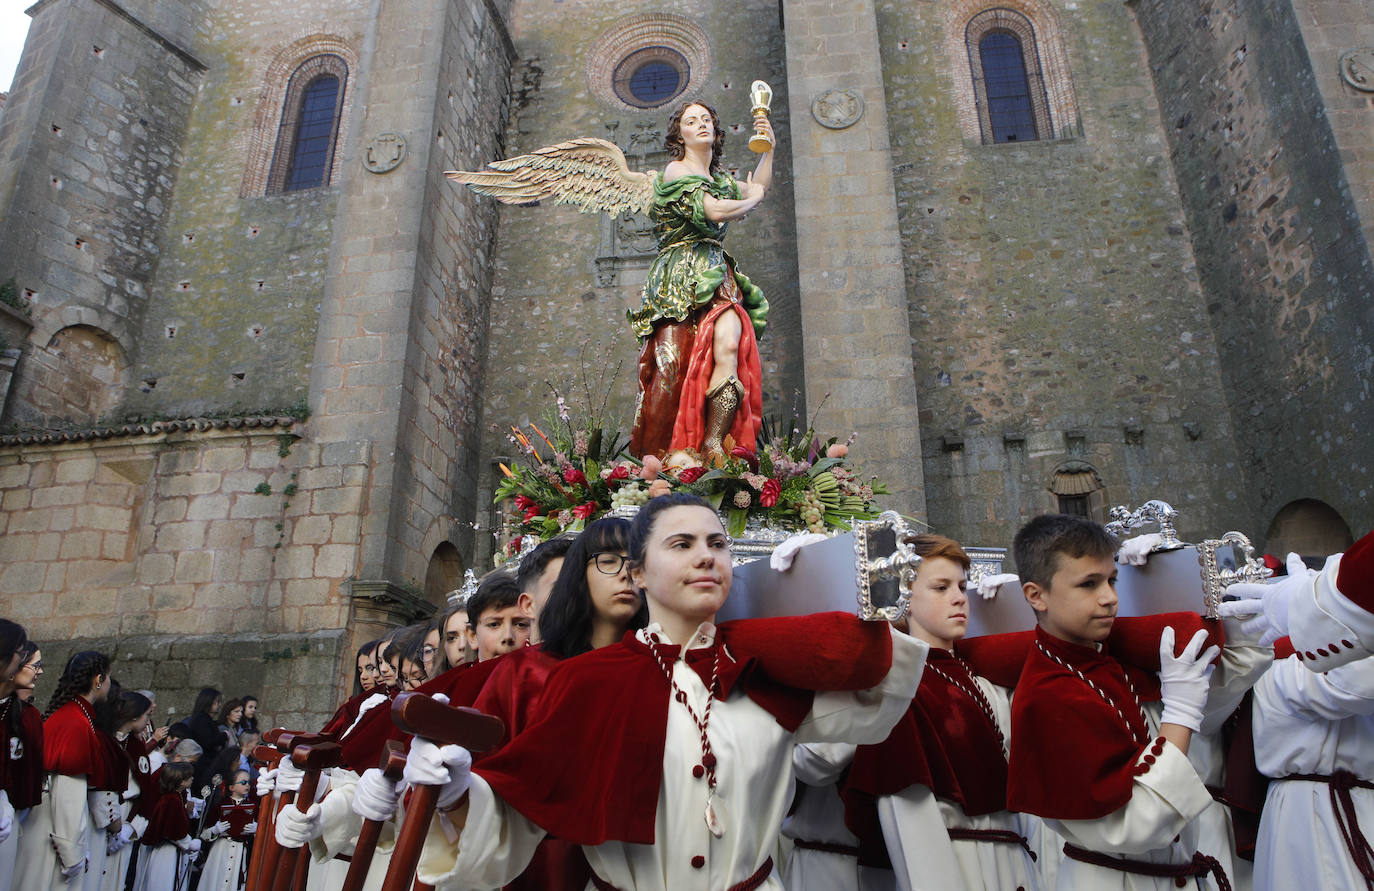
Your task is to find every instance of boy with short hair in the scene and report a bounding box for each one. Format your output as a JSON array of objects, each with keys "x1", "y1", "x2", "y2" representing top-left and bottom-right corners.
[
  {"x1": 1008, "y1": 514, "x2": 1224, "y2": 890},
  {"x1": 517, "y1": 537, "x2": 572, "y2": 644},
  {"x1": 467, "y1": 571, "x2": 532, "y2": 662}
]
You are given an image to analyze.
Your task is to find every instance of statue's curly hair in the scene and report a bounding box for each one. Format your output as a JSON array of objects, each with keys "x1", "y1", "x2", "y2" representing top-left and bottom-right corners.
[
  {"x1": 45, "y1": 650, "x2": 111, "y2": 719},
  {"x1": 664, "y1": 99, "x2": 725, "y2": 175}
]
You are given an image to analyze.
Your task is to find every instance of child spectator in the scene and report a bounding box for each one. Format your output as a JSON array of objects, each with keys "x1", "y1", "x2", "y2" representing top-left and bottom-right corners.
[{"x1": 199, "y1": 769, "x2": 257, "y2": 891}]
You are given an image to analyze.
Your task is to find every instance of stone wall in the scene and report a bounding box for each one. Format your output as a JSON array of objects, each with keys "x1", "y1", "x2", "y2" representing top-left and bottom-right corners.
[
  {"x1": 1130, "y1": 0, "x2": 1374, "y2": 544},
  {"x1": 36, "y1": 630, "x2": 346, "y2": 734},
  {"x1": 875, "y1": 0, "x2": 1248, "y2": 549},
  {"x1": 0, "y1": 0, "x2": 204, "y2": 427}
]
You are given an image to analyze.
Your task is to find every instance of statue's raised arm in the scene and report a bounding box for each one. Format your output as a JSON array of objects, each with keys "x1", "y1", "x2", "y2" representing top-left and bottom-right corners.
[
  {"x1": 446, "y1": 137, "x2": 654, "y2": 217},
  {"x1": 450, "y1": 96, "x2": 777, "y2": 464}
]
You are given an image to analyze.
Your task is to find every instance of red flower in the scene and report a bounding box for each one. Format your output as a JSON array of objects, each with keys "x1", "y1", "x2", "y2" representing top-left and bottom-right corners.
[
  {"x1": 563, "y1": 467, "x2": 587, "y2": 486},
  {"x1": 522, "y1": 505, "x2": 542, "y2": 522},
  {"x1": 572, "y1": 501, "x2": 598, "y2": 520},
  {"x1": 731, "y1": 446, "x2": 759, "y2": 472},
  {"x1": 759, "y1": 478, "x2": 781, "y2": 508},
  {"x1": 677, "y1": 466, "x2": 706, "y2": 484},
  {"x1": 514, "y1": 495, "x2": 535, "y2": 511},
  {"x1": 609, "y1": 465, "x2": 631, "y2": 481},
  {"x1": 510, "y1": 535, "x2": 523, "y2": 553}
]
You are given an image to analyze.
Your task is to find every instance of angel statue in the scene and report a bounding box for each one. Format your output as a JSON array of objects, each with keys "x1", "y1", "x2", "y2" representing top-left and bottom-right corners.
[{"x1": 449, "y1": 99, "x2": 775, "y2": 462}]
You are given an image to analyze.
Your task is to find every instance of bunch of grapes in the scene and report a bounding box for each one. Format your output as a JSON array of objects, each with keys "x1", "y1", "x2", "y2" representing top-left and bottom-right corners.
[
  {"x1": 610, "y1": 483, "x2": 650, "y2": 510},
  {"x1": 799, "y1": 489, "x2": 826, "y2": 533}
]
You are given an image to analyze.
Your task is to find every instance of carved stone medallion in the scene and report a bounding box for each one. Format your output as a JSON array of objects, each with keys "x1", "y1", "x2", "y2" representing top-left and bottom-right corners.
[
  {"x1": 363, "y1": 132, "x2": 408, "y2": 174},
  {"x1": 1340, "y1": 48, "x2": 1374, "y2": 92},
  {"x1": 811, "y1": 88, "x2": 864, "y2": 130}
]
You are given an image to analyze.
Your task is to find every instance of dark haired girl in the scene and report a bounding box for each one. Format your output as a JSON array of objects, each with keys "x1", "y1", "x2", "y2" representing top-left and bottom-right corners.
[
  {"x1": 405, "y1": 493, "x2": 927, "y2": 890},
  {"x1": 0, "y1": 642, "x2": 41, "y2": 891},
  {"x1": 14, "y1": 650, "x2": 112, "y2": 889}
]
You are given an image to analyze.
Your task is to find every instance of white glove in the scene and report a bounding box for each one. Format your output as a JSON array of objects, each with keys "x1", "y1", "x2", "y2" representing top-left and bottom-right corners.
[
  {"x1": 274, "y1": 802, "x2": 323, "y2": 848},
  {"x1": 187, "y1": 796, "x2": 205, "y2": 818},
  {"x1": 352, "y1": 768, "x2": 403, "y2": 822},
  {"x1": 403, "y1": 737, "x2": 472, "y2": 810},
  {"x1": 1117, "y1": 533, "x2": 1164, "y2": 566},
  {"x1": 769, "y1": 533, "x2": 828, "y2": 572},
  {"x1": 1217, "y1": 552, "x2": 1313, "y2": 646},
  {"x1": 209, "y1": 819, "x2": 231, "y2": 837},
  {"x1": 60, "y1": 861, "x2": 85, "y2": 882},
  {"x1": 275, "y1": 759, "x2": 305, "y2": 794},
  {"x1": 173, "y1": 835, "x2": 202, "y2": 853},
  {"x1": 107, "y1": 823, "x2": 135, "y2": 854},
  {"x1": 1157, "y1": 627, "x2": 1220, "y2": 733},
  {"x1": 243, "y1": 821, "x2": 258, "y2": 835},
  {"x1": 977, "y1": 572, "x2": 1020, "y2": 600},
  {"x1": 255, "y1": 767, "x2": 278, "y2": 797},
  {"x1": 0, "y1": 789, "x2": 12, "y2": 844}
]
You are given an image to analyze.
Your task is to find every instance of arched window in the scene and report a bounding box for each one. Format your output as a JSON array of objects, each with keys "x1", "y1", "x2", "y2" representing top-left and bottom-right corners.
[
  {"x1": 966, "y1": 9, "x2": 1055, "y2": 144},
  {"x1": 1049, "y1": 461, "x2": 1105, "y2": 520},
  {"x1": 266, "y1": 54, "x2": 348, "y2": 194}
]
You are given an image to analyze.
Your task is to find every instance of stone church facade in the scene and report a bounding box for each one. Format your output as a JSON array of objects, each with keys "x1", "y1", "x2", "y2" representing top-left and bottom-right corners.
[{"x1": 0, "y1": 0, "x2": 1368, "y2": 726}]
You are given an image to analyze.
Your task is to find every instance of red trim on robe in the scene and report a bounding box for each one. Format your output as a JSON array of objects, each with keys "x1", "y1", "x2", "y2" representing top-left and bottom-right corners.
[
  {"x1": 125, "y1": 734, "x2": 159, "y2": 818},
  {"x1": 1337, "y1": 528, "x2": 1374, "y2": 613},
  {"x1": 141, "y1": 789, "x2": 191, "y2": 847},
  {"x1": 43, "y1": 697, "x2": 101, "y2": 779},
  {"x1": 475, "y1": 613, "x2": 890, "y2": 846},
  {"x1": 1, "y1": 698, "x2": 44, "y2": 809}
]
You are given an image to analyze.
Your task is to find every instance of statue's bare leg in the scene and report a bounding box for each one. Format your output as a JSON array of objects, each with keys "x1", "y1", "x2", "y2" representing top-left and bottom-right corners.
[{"x1": 703, "y1": 311, "x2": 744, "y2": 453}]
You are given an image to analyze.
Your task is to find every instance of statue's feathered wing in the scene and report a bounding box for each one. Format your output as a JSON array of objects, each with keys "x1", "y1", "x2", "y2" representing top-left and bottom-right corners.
[{"x1": 447, "y1": 137, "x2": 654, "y2": 217}]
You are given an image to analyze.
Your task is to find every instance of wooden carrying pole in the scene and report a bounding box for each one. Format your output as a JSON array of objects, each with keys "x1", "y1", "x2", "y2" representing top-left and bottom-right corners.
[
  {"x1": 244, "y1": 730, "x2": 286, "y2": 891},
  {"x1": 245, "y1": 731, "x2": 332, "y2": 891},
  {"x1": 270, "y1": 740, "x2": 344, "y2": 891},
  {"x1": 379, "y1": 694, "x2": 505, "y2": 891},
  {"x1": 340, "y1": 740, "x2": 409, "y2": 891}
]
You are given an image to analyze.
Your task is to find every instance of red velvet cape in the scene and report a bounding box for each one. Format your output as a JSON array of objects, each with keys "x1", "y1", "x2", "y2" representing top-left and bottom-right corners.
[
  {"x1": 337, "y1": 660, "x2": 502, "y2": 773},
  {"x1": 124, "y1": 734, "x2": 159, "y2": 818},
  {"x1": 44, "y1": 697, "x2": 102, "y2": 779},
  {"x1": 1008, "y1": 626, "x2": 1165, "y2": 819},
  {"x1": 1338, "y1": 527, "x2": 1374, "y2": 612},
  {"x1": 321, "y1": 689, "x2": 373, "y2": 737},
  {"x1": 471, "y1": 646, "x2": 562, "y2": 753},
  {"x1": 142, "y1": 789, "x2": 190, "y2": 846},
  {"x1": 1, "y1": 697, "x2": 44, "y2": 808},
  {"x1": 475, "y1": 613, "x2": 892, "y2": 846},
  {"x1": 91, "y1": 729, "x2": 130, "y2": 793},
  {"x1": 841, "y1": 647, "x2": 1009, "y2": 867}
]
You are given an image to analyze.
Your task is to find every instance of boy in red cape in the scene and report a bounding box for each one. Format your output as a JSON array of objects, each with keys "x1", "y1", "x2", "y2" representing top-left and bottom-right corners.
[{"x1": 1007, "y1": 514, "x2": 1226, "y2": 890}]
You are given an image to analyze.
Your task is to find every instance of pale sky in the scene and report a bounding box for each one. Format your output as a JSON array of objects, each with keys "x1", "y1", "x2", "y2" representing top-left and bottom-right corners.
[{"x1": 1, "y1": 3, "x2": 32, "y2": 93}]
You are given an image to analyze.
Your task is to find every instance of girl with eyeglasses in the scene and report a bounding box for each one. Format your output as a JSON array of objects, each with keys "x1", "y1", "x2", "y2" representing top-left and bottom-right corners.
[
  {"x1": 198, "y1": 769, "x2": 256, "y2": 891},
  {"x1": 400, "y1": 494, "x2": 927, "y2": 891}
]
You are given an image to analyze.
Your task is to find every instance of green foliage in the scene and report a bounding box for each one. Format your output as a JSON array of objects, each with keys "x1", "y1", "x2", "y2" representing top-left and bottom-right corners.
[
  {"x1": 0, "y1": 279, "x2": 28, "y2": 316},
  {"x1": 254, "y1": 482, "x2": 273, "y2": 496}
]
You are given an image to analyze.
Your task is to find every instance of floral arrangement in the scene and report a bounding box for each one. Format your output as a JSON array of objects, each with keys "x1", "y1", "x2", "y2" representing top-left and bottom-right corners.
[{"x1": 494, "y1": 382, "x2": 890, "y2": 556}]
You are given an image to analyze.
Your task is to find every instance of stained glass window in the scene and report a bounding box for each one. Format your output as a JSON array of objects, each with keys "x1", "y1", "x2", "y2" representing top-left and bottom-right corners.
[{"x1": 979, "y1": 32, "x2": 1037, "y2": 143}]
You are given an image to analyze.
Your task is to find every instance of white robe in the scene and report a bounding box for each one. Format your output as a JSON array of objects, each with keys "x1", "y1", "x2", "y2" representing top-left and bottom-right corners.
[
  {"x1": 1251, "y1": 652, "x2": 1374, "y2": 891},
  {"x1": 301, "y1": 769, "x2": 395, "y2": 891},
  {"x1": 13, "y1": 773, "x2": 92, "y2": 890},
  {"x1": 200, "y1": 836, "x2": 249, "y2": 891},
  {"x1": 783, "y1": 744, "x2": 896, "y2": 891},
  {"x1": 133, "y1": 840, "x2": 189, "y2": 891},
  {"x1": 1045, "y1": 701, "x2": 1217, "y2": 891},
  {"x1": 1287, "y1": 549, "x2": 1374, "y2": 672},
  {"x1": 417, "y1": 623, "x2": 928, "y2": 891},
  {"x1": 0, "y1": 801, "x2": 21, "y2": 891}
]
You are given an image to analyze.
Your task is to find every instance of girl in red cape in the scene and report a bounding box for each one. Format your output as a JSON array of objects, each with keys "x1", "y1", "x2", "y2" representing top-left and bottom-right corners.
[
  {"x1": 14, "y1": 650, "x2": 112, "y2": 890},
  {"x1": 404, "y1": 493, "x2": 928, "y2": 891}
]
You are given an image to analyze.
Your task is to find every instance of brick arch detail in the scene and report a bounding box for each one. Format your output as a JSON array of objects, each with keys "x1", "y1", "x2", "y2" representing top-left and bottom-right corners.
[
  {"x1": 941, "y1": 0, "x2": 1079, "y2": 144},
  {"x1": 240, "y1": 34, "x2": 358, "y2": 197}
]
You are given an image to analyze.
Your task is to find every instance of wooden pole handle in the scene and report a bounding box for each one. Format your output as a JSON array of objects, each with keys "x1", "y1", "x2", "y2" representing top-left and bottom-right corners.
[
  {"x1": 271, "y1": 742, "x2": 344, "y2": 891},
  {"x1": 379, "y1": 785, "x2": 439, "y2": 891},
  {"x1": 340, "y1": 741, "x2": 409, "y2": 891}
]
